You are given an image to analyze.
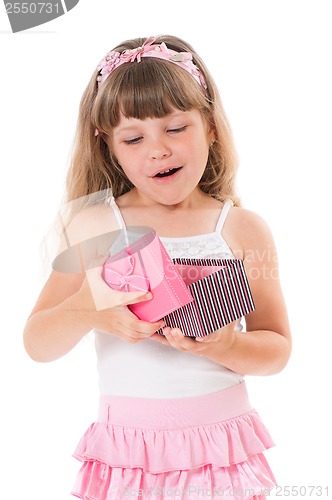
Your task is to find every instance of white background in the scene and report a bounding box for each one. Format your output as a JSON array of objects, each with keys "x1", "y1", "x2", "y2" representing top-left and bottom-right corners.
[{"x1": 1, "y1": 1, "x2": 331, "y2": 498}]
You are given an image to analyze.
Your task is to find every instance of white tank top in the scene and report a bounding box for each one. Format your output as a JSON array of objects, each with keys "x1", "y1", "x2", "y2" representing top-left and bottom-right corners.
[{"x1": 94, "y1": 198, "x2": 244, "y2": 398}]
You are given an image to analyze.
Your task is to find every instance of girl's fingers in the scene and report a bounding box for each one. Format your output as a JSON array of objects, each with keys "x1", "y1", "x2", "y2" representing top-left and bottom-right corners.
[
  {"x1": 111, "y1": 308, "x2": 164, "y2": 336},
  {"x1": 85, "y1": 266, "x2": 153, "y2": 309},
  {"x1": 162, "y1": 328, "x2": 202, "y2": 352},
  {"x1": 120, "y1": 291, "x2": 153, "y2": 306},
  {"x1": 110, "y1": 318, "x2": 164, "y2": 342},
  {"x1": 151, "y1": 324, "x2": 236, "y2": 357},
  {"x1": 149, "y1": 332, "x2": 170, "y2": 345}
]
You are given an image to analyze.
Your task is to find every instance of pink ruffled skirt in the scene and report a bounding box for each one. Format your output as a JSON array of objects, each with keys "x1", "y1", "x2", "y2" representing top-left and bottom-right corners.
[{"x1": 72, "y1": 382, "x2": 276, "y2": 499}]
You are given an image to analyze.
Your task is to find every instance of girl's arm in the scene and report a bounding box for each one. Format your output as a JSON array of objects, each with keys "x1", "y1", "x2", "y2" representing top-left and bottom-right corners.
[
  {"x1": 23, "y1": 270, "x2": 161, "y2": 362},
  {"x1": 24, "y1": 206, "x2": 164, "y2": 362},
  {"x1": 202, "y1": 209, "x2": 292, "y2": 375},
  {"x1": 151, "y1": 209, "x2": 292, "y2": 376}
]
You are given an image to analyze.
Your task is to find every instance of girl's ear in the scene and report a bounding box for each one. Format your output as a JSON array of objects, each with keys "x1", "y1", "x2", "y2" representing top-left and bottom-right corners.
[{"x1": 95, "y1": 127, "x2": 109, "y2": 142}]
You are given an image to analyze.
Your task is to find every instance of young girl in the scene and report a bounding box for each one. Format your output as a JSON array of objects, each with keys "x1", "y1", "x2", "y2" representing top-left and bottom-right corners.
[{"x1": 24, "y1": 35, "x2": 291, "y2": 499}]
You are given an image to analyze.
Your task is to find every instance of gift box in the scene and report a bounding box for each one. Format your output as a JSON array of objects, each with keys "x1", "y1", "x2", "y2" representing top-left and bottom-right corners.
[
  {"x1": 156, "y1": 258, "x2": 255, "y2": 337},
  {"x1": 102, "y1": 230, "x2": 194, "y2": 322}
]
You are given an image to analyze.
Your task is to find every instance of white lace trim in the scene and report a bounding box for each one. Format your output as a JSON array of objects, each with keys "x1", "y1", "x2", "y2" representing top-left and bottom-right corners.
[{"x1": 161, "y1": 234, "x2": 234, "y2": 260}]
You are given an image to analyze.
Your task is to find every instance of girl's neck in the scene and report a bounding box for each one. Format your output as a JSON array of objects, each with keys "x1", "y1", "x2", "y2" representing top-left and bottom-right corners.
[
  {"x1": 115, "y1": 188, "x2": 224, "y2": 238},
  {"x1": 118, "y1": 187, "x2": 218, "y2": 212}
]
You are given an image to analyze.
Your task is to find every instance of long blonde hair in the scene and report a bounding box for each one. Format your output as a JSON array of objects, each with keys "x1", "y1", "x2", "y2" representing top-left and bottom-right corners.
[{"x1": 66, "y1": 35, "x2": 240, "y2": 207}]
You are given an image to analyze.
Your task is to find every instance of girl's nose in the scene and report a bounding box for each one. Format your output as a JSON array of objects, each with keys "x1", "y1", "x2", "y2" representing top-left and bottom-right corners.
[
  {"x1": 150, "y1": 141, "x2": 171, "y2": 160},
  {"x1": 152, "y1": 151, "x2": 170, "y2": 160}
]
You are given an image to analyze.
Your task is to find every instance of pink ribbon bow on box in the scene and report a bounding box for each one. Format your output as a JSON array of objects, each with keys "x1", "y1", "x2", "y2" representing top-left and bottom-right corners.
[
  {"x1": 103, "y1": 254, "x2": 150, "y2": 293},
  {"x1": 102, "y1": 230, "x2": 193, "y2": 322}
]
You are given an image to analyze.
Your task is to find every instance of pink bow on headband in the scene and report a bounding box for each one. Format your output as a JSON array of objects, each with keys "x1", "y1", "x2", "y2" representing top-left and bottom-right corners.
[{"x1": 103, "y1": 254, "x2": 150, "y2": 293}]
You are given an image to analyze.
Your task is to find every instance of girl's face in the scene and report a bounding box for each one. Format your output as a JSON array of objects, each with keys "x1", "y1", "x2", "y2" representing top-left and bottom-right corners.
[{"x1": 108, "y1": 109, "x2": 214, "y2": 206}]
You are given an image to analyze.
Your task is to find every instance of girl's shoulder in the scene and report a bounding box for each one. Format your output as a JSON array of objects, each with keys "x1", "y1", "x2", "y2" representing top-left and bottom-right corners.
[
  {"x1": 229, "y1": 205, "x2": 272, "y2": 233},
  {"x1": 63, "y1": 202, "x2": 119, "y2": 247},
  {"x1": 48, "y1": 201, "x2": 121, "y2": 279},
  {"x1": 224, "y1": 205, "x2": 276, "y2": 259}
]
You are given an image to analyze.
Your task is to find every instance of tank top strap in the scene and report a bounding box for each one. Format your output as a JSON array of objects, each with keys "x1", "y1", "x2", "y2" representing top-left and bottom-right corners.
[
  {"x1": 109, "y1": 196, "x2": 127, "y2": 231},
  {"x1": 108, "y1": 196, "x2": 131, "y2": 247},
  {"x1": 215, "y1": 199, "x2": 233, "y2": 234}
]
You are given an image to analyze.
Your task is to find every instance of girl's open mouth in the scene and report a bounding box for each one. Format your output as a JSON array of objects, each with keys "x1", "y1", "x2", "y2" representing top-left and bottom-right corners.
[{"x1": 154, "y1": 167, "x2": 182, "y2": 178}]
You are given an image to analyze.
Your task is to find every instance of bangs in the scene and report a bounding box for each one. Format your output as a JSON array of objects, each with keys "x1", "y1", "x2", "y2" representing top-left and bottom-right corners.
[{"x1": 94, "y1": 58, "x2": 210, "y2": 133}]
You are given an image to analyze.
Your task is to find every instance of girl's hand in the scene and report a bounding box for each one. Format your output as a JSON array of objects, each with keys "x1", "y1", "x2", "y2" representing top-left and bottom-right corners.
[
  {"x1": 150, "y1": 321, "x2": 237, "y2": 358},
  {"x1": 75, "y1": 268, "x2": 164, "y2": 344}
]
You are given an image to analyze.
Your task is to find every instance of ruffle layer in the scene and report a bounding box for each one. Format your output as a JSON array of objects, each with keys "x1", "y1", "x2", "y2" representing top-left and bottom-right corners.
[
  {"x1": 73, "y1": 409, "x2": 274, "y2": 474},
  {"x1": 71, "y1": 453, "x2": 276, "y2": 500}
]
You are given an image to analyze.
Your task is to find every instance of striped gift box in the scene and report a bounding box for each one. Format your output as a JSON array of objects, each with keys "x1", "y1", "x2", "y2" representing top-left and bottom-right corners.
[{"x1": 157, "y1": 258, "x2": 255, "y2": 337}]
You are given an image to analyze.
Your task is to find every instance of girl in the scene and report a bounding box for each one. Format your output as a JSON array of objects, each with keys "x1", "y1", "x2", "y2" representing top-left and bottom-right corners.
[{"x1": 24, "y1": 35, "x2": 291, "y2": 499}]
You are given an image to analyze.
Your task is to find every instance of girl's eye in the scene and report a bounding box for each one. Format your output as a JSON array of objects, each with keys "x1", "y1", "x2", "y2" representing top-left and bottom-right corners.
[
  {"x1": 124, "y1": 136, "x2": 142, "y2": 145},
  {"x1": 168, "y1": 126, "x2": 187, "y2": 134},
  {"x1": 123, "y1": 126, "x2": 187, "y2": 144}
]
